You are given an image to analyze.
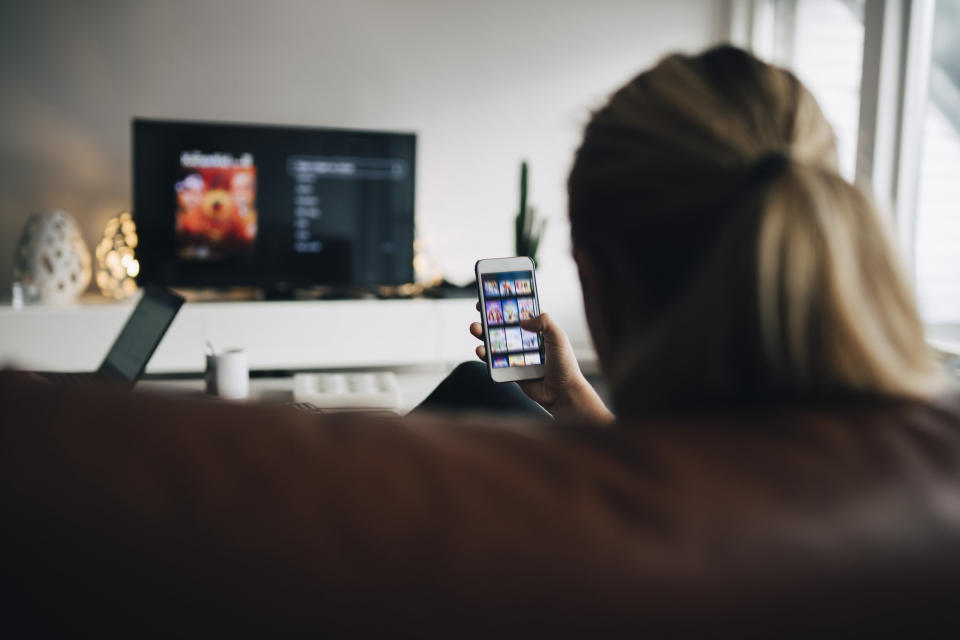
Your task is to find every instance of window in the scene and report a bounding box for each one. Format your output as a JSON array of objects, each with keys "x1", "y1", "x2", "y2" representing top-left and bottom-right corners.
[
  {"x1": 770, "y1": 0, "x2": 866, "y2": 180},
  {"x1": 914, "y1": 0, "x2": 960, "y2": 323}
]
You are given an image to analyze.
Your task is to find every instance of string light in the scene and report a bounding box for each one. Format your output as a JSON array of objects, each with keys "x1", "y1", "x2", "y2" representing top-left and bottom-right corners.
[{"x1": 95, "y1": 212, "x2": 140, "y2": 299}]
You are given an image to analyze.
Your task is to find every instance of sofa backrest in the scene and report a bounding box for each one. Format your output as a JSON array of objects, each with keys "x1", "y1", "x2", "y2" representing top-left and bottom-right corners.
[{"x1": 2, "y1": 372, "x2": 960, "y2": 636}]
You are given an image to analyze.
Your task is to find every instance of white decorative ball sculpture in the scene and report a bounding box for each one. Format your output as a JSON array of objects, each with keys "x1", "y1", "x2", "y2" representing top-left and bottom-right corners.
[
  {"x1": 12, "y1": 210, "x2": 92, "y2": 305},
  {"x1": 95, "y1": 212, "x2": 140, "y2": 300}
]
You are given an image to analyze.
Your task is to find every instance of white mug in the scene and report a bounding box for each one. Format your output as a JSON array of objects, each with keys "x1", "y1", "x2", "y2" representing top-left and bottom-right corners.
[{"x1": 211, "y1": 348, "x2": 249, "y2": 400}]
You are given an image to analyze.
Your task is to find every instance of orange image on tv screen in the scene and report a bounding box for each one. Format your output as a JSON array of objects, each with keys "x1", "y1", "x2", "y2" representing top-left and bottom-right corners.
[{"x1": 175, "y1": 152, "x2": 258, "y2": 261}]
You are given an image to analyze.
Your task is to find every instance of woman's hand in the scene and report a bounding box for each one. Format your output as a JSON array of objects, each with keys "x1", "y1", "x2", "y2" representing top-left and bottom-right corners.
[{"x1": 470, "y1": 304, "x2": 613, "y2": 423}]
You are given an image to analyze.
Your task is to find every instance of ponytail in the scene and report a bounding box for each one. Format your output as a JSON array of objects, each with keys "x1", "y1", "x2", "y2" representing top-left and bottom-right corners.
[{"x1": 756, "y1": 161, "x2": 942, "y2": 398}]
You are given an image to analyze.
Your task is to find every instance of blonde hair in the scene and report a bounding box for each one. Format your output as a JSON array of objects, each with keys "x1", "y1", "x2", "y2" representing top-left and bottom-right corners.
[{"x1": 568, "y1": 45, "x2": 943, "y2": 411}]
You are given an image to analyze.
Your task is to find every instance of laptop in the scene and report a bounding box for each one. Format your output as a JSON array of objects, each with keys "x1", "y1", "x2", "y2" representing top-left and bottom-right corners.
[{"x1": 39, "y1": 285, "x2": 185, "y2": 388}]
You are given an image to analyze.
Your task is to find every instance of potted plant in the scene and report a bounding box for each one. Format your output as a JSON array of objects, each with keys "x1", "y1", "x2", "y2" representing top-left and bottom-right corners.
[{"x1": 514, "y1": 160, "x2": 546, "y2": 263}]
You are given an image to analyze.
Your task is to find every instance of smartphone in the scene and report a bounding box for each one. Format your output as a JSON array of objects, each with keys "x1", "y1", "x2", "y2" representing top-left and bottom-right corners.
[{"x1": 475, "y1": 256, "x2": 546, "y2": 382}]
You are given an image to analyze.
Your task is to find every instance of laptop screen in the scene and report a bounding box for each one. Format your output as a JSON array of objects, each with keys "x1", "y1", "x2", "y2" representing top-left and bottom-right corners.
[{"x1": 97, "y1": 286, "x2": 184, "y2": 385}]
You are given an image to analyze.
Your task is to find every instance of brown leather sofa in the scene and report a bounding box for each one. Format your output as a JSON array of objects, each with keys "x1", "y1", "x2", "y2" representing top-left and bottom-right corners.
[{"x1": 2, "y1": 371, "x2": 960, "y2": 636}]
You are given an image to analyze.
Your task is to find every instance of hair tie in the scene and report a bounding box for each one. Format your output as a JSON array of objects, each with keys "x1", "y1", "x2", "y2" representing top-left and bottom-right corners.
[{"x1": 751, "y1": 151, "x2": 790, "y2": 183}]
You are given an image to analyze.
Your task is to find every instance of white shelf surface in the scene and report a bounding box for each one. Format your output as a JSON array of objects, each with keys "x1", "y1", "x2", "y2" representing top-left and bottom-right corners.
[{"x1": 0, "y1": 295, "x2": 480, "y2": 374}]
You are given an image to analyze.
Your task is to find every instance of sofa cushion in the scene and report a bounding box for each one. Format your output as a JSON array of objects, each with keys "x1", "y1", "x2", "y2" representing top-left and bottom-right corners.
[{"x1": 2, "y1": 372, "x2": 960, "y2": 636}]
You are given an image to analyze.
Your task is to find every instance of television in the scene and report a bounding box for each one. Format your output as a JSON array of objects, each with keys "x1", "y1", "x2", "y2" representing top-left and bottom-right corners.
[{"x1": 133, "y1": 118, "x2": 416, "y2": 293}]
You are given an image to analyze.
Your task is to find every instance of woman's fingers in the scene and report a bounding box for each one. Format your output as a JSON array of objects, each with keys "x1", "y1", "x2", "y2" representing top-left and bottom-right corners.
[{"x1": 471, "y1": 305, "x2": 486, "y2": 359}]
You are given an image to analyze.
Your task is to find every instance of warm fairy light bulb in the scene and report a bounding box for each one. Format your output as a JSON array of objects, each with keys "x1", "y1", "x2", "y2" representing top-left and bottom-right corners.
[
  {"x1": 96, "y1": 212, "x2": 140, "y2": 299},
  {"x1": 412, "y1": 235, "x2": 444, "y2": 286}
]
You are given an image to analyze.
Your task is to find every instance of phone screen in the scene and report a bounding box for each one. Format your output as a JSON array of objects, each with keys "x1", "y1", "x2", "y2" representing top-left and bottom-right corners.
[{"x1": 480, "y1": 270, "x2": 544, "y2": 369}]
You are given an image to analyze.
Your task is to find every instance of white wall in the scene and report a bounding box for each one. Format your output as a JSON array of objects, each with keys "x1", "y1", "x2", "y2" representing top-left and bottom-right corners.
[{"x1": 0, "y1": 0, "x2": 728, "y2": 353}]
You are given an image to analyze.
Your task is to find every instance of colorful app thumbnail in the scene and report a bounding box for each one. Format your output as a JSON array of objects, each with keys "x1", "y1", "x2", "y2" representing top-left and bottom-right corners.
[
  {"x1": 499, "y1": 279, "x2": 516, "y2": 296},
  {"x1": 515, "y1": 279, "x2": 532, "y2": 295},
  {"x1": 518, "y1": 297, "x2": 535, "y2": 320},
  {"x1": 508, "y1": 354, "x2": 526, "y2": 366},
  {"x1": 492, "y1": 356, "x2": 509, "y2": 368},
  {"x1": 483, "y1": 280, "x2": 500, "y2": 297},
  {"x1": 505, "y1": 327, "x2": 523, "y2": 351},
  {"x1": 175, "y1": 150, "x2": 258, "y2": 262},
  {"x1": 502, "y1": 299, "x2": 519, "y2": 324},
  {"x1": 485, "y1": 300, "x2": 504, "y2": 325},
  {"x1": 524, "y1": 351, "x2": 541, "y2": 365},
  {"x1": 489, "y1": 328, "x2": 507, "y2": 353},
  {"x1": 521, "y1": 328, "x2": 539, "y2": 349}
]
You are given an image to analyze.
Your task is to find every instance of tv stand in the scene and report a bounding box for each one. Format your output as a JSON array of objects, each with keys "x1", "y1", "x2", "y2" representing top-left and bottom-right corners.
[{"x1": 0, "y1": 296, "x2": 480, "y2": 374}]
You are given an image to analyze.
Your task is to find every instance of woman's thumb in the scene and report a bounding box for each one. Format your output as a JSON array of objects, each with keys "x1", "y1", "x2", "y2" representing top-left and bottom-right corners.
[{"x1": 519, "y1": 312, "x2": 552, "y2": 334}]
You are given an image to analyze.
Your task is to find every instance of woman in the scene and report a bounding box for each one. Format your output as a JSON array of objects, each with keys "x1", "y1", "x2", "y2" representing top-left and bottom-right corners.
[{"x1": 423, "y1": 45, "x2": 943, "y2": 420}]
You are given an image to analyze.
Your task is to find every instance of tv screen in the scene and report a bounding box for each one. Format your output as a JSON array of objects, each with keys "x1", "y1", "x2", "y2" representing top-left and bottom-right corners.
[{"x1": 133, "y1": 118, "x2": 415, "y2": 291}]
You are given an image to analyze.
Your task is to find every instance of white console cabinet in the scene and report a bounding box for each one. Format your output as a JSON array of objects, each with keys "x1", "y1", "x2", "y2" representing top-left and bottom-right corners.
[{"x1": 0, "y1": 295, "x2": 480, "y2": 374}]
